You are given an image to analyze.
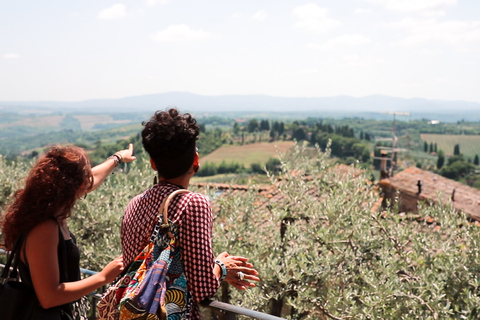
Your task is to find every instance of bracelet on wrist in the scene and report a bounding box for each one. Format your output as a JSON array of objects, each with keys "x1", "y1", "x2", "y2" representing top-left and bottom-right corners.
[
  {"x1": 115, "y1": 152, "x2": 124, "y2": 163},
  {"x1": 107, "y1": 154, "x2": 121, "y2": 167},
  {"x1": 215, "y1": 260, "x2": 227, "y2": 281}
]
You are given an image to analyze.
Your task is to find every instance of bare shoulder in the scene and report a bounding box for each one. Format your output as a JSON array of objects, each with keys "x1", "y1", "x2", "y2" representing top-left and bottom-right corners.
[
  {"x1": 28, "y1": 219, "x2": 59, "y2": 244},
  {"x1": 24, "y1": 219, "x2": 59, "y2": 263}
]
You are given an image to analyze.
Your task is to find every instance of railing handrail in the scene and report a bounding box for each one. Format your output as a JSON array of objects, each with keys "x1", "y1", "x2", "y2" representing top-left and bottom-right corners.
[
  {"x1": 201, "y1": 300, "x2": 286, "y2": 320},
  {"x1": 1, "y1": 248, "x2": 286, "y2": 320}
]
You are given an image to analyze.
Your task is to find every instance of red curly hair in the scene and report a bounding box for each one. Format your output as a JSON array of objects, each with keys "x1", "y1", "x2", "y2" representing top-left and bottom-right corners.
[{"x1": 1, "y1": 145, "x2": 93, "y2": 249}]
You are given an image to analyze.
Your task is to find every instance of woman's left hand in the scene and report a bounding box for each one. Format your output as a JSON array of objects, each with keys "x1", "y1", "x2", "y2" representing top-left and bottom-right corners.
[
  {"x1": 216, "y1": 252, "x2": 260, "y2": 290},
  {"x1": 115, "y1": 143, "x2": 136, "y2": 163}
]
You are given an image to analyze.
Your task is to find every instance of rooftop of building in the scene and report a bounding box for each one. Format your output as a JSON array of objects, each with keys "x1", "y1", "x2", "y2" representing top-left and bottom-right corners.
[{"x1": 379, "y1": 166, "x2": 480, "y2": 221}]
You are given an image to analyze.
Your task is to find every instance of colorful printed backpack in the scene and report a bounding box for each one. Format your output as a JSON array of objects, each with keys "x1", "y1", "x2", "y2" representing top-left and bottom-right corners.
[{"x1": 97, "y1": 189, "x2": 192, "y2": 320}]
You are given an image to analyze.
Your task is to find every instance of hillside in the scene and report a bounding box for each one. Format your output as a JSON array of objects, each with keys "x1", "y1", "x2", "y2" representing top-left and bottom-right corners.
[{"x1": 2, "y1": 92, "x2": 480, "y2": 121}]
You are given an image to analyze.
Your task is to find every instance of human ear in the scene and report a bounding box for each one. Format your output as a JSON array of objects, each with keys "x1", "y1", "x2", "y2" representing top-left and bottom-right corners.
[
  {"x1": 193, "y1": 152, "x2": 200, "y2": 173},
  {"x1": 149, "y1": 158, "x2": 157, "y2": 171}
]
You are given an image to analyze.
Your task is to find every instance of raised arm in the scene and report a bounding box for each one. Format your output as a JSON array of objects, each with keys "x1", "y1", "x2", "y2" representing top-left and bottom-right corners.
[{"x1": 90, "y1": 143, "x2": 136, "y2": 192}]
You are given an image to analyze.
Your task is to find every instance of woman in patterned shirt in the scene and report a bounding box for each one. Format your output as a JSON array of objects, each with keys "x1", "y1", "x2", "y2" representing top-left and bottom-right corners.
[{"x1": 121, "y1": 108, "x2": 260, "y2": 319}]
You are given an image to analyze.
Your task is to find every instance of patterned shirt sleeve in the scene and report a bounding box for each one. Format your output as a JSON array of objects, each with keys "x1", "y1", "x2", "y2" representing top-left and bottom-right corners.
[
  {"x1": 121, "y1": 193, "x2": 158, "y2": 267},
  {"x1": 181, "y1": 193, "x2": 220, "y2": 303}
]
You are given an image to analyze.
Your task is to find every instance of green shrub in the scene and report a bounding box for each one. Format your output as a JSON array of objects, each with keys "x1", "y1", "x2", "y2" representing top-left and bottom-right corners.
[{"x1": 212, "y1": 142, "x2": 480, "y2": 319}]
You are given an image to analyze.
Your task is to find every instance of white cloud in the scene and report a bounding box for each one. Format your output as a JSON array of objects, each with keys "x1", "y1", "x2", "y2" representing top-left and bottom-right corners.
[
  {"x1": 386, "y1": 18, "x2": 480, "y2": 46},
  {"x1": 343, "y1": 54, "x2": 365, "y2": 67},
  {"x1": 253, "y1": 10, "x2": 268, "y2": 21},
  {"x1": 97, "y1": 4, "x2": 127, "y2": 20},
  {"x1": 329, "y1": 34, "x2": 371, "y2": 46},
  {"x1": 146, "y1": 0, "x2": 169, "y2": 6},
  {"x1": 354, "y1": 8, "x2": 372, "y2": 14},
  {"x1": 293, "y1": 4, "x2": 342, "y2": 34},
  {"x1": 421, "y1": 10, "x2": 446, "y2": 18},
  {"x1": 307, "y1": 34, "x2": 371, "y2": 50},
  {"x1": 434, "y1": 77, "x2": 459, "y2": 85},
  {"x1": 151, "y1": 24, "x2": 213, "y2": 42},
  {"x1": 305, "y1": 43, "x2": 323, "y2": 50},
  {"x1": 344, "y1": 54, "x2": 361, "y2": 62},
  {"x1": 296, "y1": 68, "x2": 319, "y2": 75},
  {"x1": 364, "y1": 0, "x2": 456, "y2": 13},
  {"x1": 3, "y1": 53, "x2": 19, "y2": 59},
  {"x1": 342, "y1": 55, "x2": 385, "y2": 67},
  {"x1": 420, "y1": 48, "x2": 442, "y2": 55}
]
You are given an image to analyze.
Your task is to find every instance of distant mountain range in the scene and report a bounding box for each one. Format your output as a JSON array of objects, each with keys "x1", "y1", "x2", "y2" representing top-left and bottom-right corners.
[{"x1": 1, "y1": 92, "x2": 480, "y2": 122}]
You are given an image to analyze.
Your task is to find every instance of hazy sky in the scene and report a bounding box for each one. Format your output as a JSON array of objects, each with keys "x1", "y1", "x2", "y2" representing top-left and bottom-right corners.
[{"x1": 2, "y1": 0, "x2": 480, "y2": 103}]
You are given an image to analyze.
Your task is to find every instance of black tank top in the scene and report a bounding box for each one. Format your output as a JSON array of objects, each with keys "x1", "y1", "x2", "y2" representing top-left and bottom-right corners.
[{"x1": 18, "y1": 225, "x2": 80, "y2": 316}]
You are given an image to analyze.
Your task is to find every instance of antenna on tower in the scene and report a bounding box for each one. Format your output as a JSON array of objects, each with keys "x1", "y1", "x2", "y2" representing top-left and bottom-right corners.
[{"x1": 374, "y1": 111, "x2": 411, "y2": 178}]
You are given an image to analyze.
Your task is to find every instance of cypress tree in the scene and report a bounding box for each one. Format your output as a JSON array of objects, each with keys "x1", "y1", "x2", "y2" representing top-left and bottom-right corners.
[
  {"x1": 454, "y1": 144, "x2": 460, "y2": 156},
  {"x1": 437, "y1": 150, "x2": 445, "y2": 169}
]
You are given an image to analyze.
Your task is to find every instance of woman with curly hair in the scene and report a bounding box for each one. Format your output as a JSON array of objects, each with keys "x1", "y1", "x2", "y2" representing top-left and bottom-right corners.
[
  {"x1": 1, "y1": 143, "x2": 136, "y2": 319},
  {"x1": 121, "y1": 108, "x2": 260, "y2": 319}
]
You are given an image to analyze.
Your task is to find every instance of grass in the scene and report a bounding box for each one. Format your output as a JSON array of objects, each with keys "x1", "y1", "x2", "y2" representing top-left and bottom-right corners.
[
  {"x1": 421, "y1": 134, "x2": 480, "y2": 159},
  {"x1": 199, "y1": 141, "x2": 295, "y2": 166}
]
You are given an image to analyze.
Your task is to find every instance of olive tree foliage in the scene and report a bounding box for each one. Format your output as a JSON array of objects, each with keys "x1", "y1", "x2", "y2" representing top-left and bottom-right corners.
[
  {"x1": 0, "y1": 157, "x2": 30, "y2": 212},
  {"x1": 211, "y1": 142, "x2": 480, "y2": 319},
  {"x1": 0, "y1": 157, "x2": 29, "y2": 265}
]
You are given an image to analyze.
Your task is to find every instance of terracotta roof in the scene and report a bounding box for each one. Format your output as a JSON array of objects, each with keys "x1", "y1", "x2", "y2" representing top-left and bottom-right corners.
[{"x1": 379, "y1": 166, "x2": 480, "y2": 220}]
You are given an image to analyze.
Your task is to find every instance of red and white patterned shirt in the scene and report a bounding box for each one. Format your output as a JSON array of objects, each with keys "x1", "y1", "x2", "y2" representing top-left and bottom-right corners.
[{"x1": 121, "y1": 182, "x2": 220, "y2": 319}]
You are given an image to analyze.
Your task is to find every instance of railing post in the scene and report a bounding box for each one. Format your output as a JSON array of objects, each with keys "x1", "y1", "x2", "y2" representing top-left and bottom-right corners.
[{"x1": 220, "y1": 281, "x2": 236, "y2": 320}]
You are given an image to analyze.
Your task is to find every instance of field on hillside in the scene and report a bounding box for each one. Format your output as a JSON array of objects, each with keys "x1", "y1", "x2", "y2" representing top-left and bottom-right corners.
[
  {"x1": 73, "y1": 115, "x2": 132, "y2": 130},
  {"x1": 0, "y1": 115, "x2": 64, "y2": 129},
  {"x1": 200, "y1": 141, "x2": 295, "y2": 165},
  {"x1": 0, "y1": 114, "x2": 136, "y2": 131},
  {"x1": 421, "y1": 134, "x2": 480, "y2": 159}
]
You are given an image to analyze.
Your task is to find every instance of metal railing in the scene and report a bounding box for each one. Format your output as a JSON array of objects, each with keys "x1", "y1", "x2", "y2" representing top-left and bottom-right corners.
[{"x1": 1, "y1": 248, "x2": 286, "y2": 320}]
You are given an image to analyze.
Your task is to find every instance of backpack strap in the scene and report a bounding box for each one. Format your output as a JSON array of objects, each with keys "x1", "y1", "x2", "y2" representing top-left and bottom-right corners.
[
  {"x1": 1, "y1": 234, "x2": 24, "y2": 283},
  {"x1": 158, "y1": 189, "x2": 191, "y2": 239}
]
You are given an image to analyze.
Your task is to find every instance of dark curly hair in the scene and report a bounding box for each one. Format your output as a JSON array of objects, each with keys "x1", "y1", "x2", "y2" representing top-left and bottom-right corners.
[
  {"x1": 1, "y1": 145, "x2": 93, "y2": 249},
  {"x1": 142, "y1": 108, "x2": 199, "y2": 179}
]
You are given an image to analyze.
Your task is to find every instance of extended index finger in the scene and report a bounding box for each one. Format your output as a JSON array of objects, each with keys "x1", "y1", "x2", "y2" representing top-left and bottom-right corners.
[{"x1": 129, "y1": 143, "x2": 134, "y2": 153}]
